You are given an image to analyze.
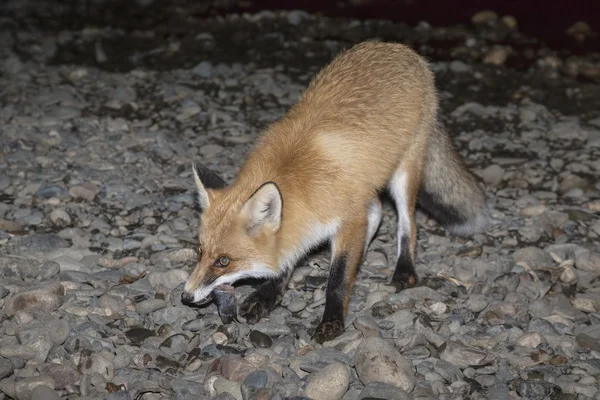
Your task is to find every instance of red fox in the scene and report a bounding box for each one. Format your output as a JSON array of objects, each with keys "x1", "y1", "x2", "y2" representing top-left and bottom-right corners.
[{"x1": 181, "y1": 41, "x2": 488, "y2": 343}]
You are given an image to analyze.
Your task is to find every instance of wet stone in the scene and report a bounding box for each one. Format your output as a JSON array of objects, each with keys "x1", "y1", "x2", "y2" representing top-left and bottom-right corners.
[{"x1": 249, "y1": 330, "x2": 273, "y2": 348}]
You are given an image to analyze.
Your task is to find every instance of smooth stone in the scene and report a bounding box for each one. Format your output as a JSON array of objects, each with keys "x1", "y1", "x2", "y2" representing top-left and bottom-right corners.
[
  {"x1": 31, "y1": 385, "x2": 61, "y2": 400},
  {"x1": 49, "y1": 209, "x2": 71, "y2": 227},
  {"x1": 516, "y1": 332, "x2": 545, "y2": 348},
  {"x1": 4, "y1": 282, "x2": 65, "y2": 316},
  {"x1": 305, "y1": 362, "x2": 350, "y2": 400},
  {"x1": 354, "y1": 337, "x2": 415, "y2": 392},
  {"x1": 249, "y1": 331, "x2": 273, "y2": 348},
  {"x1": 287, "y1": 299, "x2": 307, "y2": 313},
  {"x1": 136, "y1": 299, "x2": 167, "y2": 314}
]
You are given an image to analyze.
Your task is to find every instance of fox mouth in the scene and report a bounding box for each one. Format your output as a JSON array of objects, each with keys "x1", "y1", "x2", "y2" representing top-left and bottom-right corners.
[{"x1": 181, "y1": 291, "x2": 214, "y2": 306}]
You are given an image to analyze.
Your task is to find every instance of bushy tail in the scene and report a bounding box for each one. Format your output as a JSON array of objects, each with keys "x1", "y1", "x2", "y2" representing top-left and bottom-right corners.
[{"x1": 417, "y1": 124, "x2": 489, "y2": 236}]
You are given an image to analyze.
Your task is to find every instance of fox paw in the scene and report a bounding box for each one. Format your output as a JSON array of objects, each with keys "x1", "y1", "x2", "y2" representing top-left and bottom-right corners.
[
  {"x1": 313, "y1": 320, "x2": 345, "y2": 344},
  {"x1": 390, "y1": 272, "x2": 420, "y2": 291},
  {"x1": 239, "y1": 291, "x2": 277, "y2": 324}
]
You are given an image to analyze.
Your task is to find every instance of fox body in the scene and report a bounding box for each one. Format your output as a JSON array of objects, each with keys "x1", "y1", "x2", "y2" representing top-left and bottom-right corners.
[{"x1": 182, "y1": 41, "x2": 488, "y2": 343}]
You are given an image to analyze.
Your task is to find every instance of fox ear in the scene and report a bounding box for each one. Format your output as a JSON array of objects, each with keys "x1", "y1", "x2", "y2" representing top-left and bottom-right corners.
[
  {"x1": 241, "y1": 182, "x2": 282, "y2": 234},
  {"x1": 192, "y1": 163, "x2": 227, "y2": 212}
]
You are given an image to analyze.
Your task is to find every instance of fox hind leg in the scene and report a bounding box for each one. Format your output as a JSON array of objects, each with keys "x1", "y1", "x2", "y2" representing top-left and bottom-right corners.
[
  {"x1": 239, "y1": 268, "x2": 293, "y2": 324},
  {"x1": 364, "y1": 197, "x2": 383, "y2": 256},
  {"x1": 314, "y1": 212, "x2": 368, "y2": 343},
  {"x1": 388, "y1": 166, "x2": 422, "y2": 289}
]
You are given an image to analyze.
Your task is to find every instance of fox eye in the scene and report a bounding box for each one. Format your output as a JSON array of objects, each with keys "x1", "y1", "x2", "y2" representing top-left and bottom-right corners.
[{"x1": 216, "y1": 256, "x2": 230, "y2": 268}]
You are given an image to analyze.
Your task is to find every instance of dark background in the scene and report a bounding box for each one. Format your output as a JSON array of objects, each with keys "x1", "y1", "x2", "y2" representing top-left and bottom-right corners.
[{"x1": 212, "y1": 0, "x2": 598, "y2": 52}]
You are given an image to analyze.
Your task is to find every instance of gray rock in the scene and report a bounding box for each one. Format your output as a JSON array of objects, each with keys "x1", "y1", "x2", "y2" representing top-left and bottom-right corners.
[
  {"x1": 49, "y1": 209, "x2": 71, "y2": 227},
  {"x1": 384, "y1": 310, "x2": 417, "y2": 331},
  {"x1": 439, "y1": 340, "x2": 495, "y2": 369},
  {"x1": 305, "y1": 362, "x2": 350, "y2": 400},
  {"x1": 46, "y1": 318, "x2": 71, "y2": 345},
  {"x1": 516, "y1": 380, "x2": 562, "y2": 400},
  {"x1": 359, "y1": 382, "x2": 409, "y2": 400},
  {"x1": 251, "y1": 321, "x2": 291, "y2": 337},
  {"x1": 6, "y1": 234, "x2": 68, "y2": 255},
  {"x1": 136, "y1": 299, "x2": 167, "y2": 314},
  {"x1": 192, "y1": 61, "x2": 213, "y2": 78},
  {"x1": 0, "y1": 357, "x2": 13, "y2": 380},
  {"x1": 214, "y1": 377, "x2": 243, "y2": 400},
  {"x1": 41, "y1": 363, "x2": 79, "y2": 390},
  {"x1": 4, "y1": 282, "x2": 65, "y2": 316},
  {"x1": 14, "y1": 376, "x2": 55, "y2": 400},
  {"x1": 512, "y1": 247, "x2": 554, "y2": 268},
  {"x1": 484, "y1": 301, "x2": 531, "y2": 326},
  {"x1": 31, "y1": 385, "x2": 61, "y2": 400},
  {"x1": 78, "y1": 351, "x2": 114, "y2": 380},
  {"x1": 39, "y1": 261, "x2": 60, "y2": 280},
  {"x1": 241, "y1": 370, "x2": 268, "y2": 399},
  {"x1": 354, "y1": 337, "x2": 415, "y2": 392},
  {"x1": 287, "y1": 299, "x2": 307, "y2": 313},
  {"x1": 68, "y1": 183, "x2": 99, "y2": 201},
  {"x1": 576, "y1": 251, "x2": 600, "y2": 272},
  {"x1": 353, "y1": 316, "x2": 381, "y2": 338}
]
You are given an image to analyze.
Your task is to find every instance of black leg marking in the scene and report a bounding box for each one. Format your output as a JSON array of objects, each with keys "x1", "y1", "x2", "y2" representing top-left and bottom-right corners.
[
  {"x1": 239, "y1": 272, "x2": 289, "y2": 324},
  {"x1": 314, "y1": 252, "x2": 348, "y2": 343},
  {"x1": 391, "y1": 235, "x2": 419, "y2": 290}
]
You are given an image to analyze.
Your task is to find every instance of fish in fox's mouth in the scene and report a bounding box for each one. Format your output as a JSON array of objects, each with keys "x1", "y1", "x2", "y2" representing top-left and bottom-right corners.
[{"x1": 181, "y1": 284, "x2": 238, "y2": 323}]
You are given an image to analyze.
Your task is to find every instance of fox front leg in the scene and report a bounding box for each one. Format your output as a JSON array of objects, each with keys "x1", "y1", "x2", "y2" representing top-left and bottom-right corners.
[
  {"x1": 314, "y1": 217, "x2": 367, "y2": 343},
  {"x1": 239, "y1": 269, "x2": 293, "y2": 324}
]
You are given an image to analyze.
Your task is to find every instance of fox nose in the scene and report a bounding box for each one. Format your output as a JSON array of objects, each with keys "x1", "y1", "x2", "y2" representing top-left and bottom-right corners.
[{"x1": 181, "y1": 291, "x2": 194, "y2": 304}]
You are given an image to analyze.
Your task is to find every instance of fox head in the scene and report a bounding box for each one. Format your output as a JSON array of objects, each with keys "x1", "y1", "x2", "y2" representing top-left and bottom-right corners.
[{"x1": 181, "y1": 163, "x2": 282, "y2": 305}]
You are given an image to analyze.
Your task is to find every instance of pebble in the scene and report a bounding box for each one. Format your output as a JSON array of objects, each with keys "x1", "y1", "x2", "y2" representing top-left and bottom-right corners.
[
  {"x1": 136, "y1": 299, "x2": 167, "y2": 314},
  {"x1": 359, "y1": 382, "x2": 409, "y2": 400},
  {"x1": 31, "y1": 385, "x2": 61, "y2": 400},
  {"x1": 440, "y1": 340, "x2": 495, "y2": 368},
  {"x1": 305, "y1": 362, "x2": 350, "y2": 400},
  {"x1": 4, "y1": 282, "x2": 65, "y2": 316},
  {"x1": 49, "y1": 209, "x2": 71, "y2": 227},
  {"x1": 192, "y1": 61, "x2": 213, "y2": 78},
  {"x1": 480, "y1": 164, "x2": 505, "y2": 185},
  {"x1": 68, "y1": 183, "x2": 99, "y2": 201},
  {"x1": 287, "y1": 299, "x2": 307, "y2": 313},
  {"x1": 354, "y1": 337, "x2": 415, "y2": 392},
  {"x1": 512, "y1": 247, "x2": 554, "y2": 268},
  {"x1": 516, "y1": 332, "x2": 545, "y2": 348},
  {"x1": 15, "y1": 376, "x2": 56, "y2": 400},
  {"x1": 249, "y1": 330, "x2": 273, "y2": 348}
]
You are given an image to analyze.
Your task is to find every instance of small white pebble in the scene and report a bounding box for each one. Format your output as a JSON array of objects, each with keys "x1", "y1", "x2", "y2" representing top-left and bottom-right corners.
[{"x1": 212, "y1": 332, "x2": 228, "y2": 345}]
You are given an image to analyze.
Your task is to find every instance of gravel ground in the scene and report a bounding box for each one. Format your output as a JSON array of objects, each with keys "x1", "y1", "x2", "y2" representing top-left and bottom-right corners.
[{"x1": 1, "y1": 2, "x2": 600, "y2": 400}]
